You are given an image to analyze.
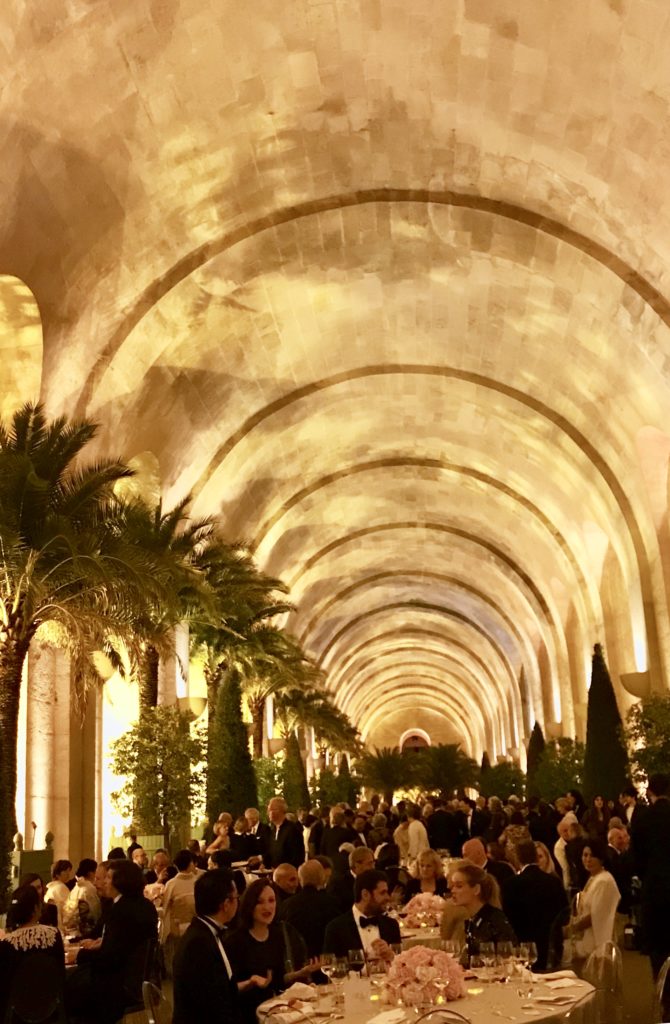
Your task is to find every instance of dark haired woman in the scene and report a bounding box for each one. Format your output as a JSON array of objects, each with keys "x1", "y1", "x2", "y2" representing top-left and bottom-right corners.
[
  {"x1": 564, "y1": 838, "x2": 620, "y2": 967},
  {"x1": 224, "y1": 878, "x2": 319, "y2": 1023},
  {"x1": 6, "y1": 873, "x2": 57, "y2": 930},
  {"x1": 581, "y1": 796, "x2": 611, "y2": 842},
  {"x1": 0, "y1": 885, "x2": 64, "y2": 1019}
]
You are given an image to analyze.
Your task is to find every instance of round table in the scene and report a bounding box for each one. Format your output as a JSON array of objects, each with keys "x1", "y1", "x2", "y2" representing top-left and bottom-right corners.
[
  {"x1": 258, "y1": 975, "x2": 595, "y2": 1024},
  {"x1": 399, "y1": 927, "x2": 442, "y2": 950}
]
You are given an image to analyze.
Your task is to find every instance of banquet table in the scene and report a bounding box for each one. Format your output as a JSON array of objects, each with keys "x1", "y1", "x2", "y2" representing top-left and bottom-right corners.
[
  {"x1": 400, "y1": 927, "x2": 442, "y2": 950},
  {"x1": 258, "y1": 974, "x2": 596, "y2": 1024}
]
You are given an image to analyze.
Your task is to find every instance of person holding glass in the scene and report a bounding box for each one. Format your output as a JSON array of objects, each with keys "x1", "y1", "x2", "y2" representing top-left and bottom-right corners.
[
  {"x1": 449, "y1": 861, "x2": 516, "y2": 962},
  {"x1": 224, "y1": 879, "x2": 320, "y2": 1023}
]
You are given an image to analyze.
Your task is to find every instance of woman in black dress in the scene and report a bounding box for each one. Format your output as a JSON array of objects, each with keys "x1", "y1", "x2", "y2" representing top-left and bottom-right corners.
[
  {"x1": 449, "y1": 860, "x2": 516, "y2": 959},
  {"x1": 404, "y1": 849, "x2": 449, "y2": 900},
  {"x1": 224, "y1": 879, "x2": 320, "y2": 1023},
  {"x1": 0, "y1": 885, "x2": 64, "y2": 1020}
]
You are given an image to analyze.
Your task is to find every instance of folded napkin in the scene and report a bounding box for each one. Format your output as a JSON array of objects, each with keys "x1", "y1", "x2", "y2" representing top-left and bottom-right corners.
[
  {"x1": 367, "y1": 1010, "x2": 407, "y2": 1024},
  {"x1": 546, "y1": 978, "x2": 583, "y2": 990},
  {"x1": 541, "y1": 970, "x2": 578, "y2": 981},
  {"x1": 281, "y1": 984, "x2": 318, "y2": 1002}
]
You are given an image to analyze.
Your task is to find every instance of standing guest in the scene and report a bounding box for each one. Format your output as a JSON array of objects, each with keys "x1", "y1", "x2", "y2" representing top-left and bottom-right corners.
[
  {"x1": 327, "y1": 845, "x2": 374, "y2": 912},
  {"x1": 407, "y1": 804, "x2": 430, "y2": 862},
  {"x1": 581, "y1": 796, "x2": 611, "y2": 841},
  {"x1": 173, "y1": 868, "x2": 241, "y2": 1024},
  {"x1": 462, "y1": 837, "x2": 514, "y2": 889},
  {"x1": 426, "y1": 799, "x2": 461, "y2": 855},
  {"x1": 486, "y1": 797, "x2": 508, "y2": 843},
  {"x1": 320, "y1": 808, "x2": 357, "y2": 859},
  {"x1": 393, "y1": 815, "x2": 411, "y2": 863},
  {"x1": 224, "y1": 879, "x2": 318, "y2": 1023},
  {"x1": 631, "y1": 772, "x2": 670, "y2": 976},
  {"x1": 456, "y1": 799, "x2": 488, "y2": 845},
  {"x1": 230, "y1": 817, "x2": 260, "y2": 861},
  {"x1": 126, "y1": 832, "x2": 141, "y2": 859},
  {"x1": 564, "y1": 838, "x2": 620, "y2": 968},
  {"x1": 0, "y1": 885, "x2": 64, "y2": 1020},
  {"x1": 620, "y1": 785, "x2": 647, "y2": 831},
  {"x1": 314, "y1": 855, "x2": 334, "y2": 887},
  {"x1": 323, "y1": 868, "x2": 401, "y2": 959},
  {"x1": 502, "y1": 840, "x2": 567, "y2": 971},
  {"x1": 307, "y1": 806, "x2": 331, "y2": 857},
  {"x1": 66, "y1": 860, "x2": 158, "y2": 1024},
  {"x1": 278, "y1": 859, "x2": 340, "y2": 957},
  {"x1": 565, "y1": 821, "x2": 589, "y2": 895},
  {"x1": 272, "y1": 863, "x2": 299, "y2": 904},
  {"x1": 566, "y1": 790, "x2": 587, "y2": 822},
  {"x1": 554, "y1": 817, "x2": 573, "y2": 891},
  {"x1": 449, "y1": 861, "x2": 516, "y2": 956},
  {"x1": 404, "y1": 849, "x2": 449, "y2": 899},
  {"x1": 368, "y1": 813, "x2": 391, "y2": 852},
  {"x1": 606, "y1": 827, "x2": 633, "y2": 914},
  {"x1": 267, "y1": 797, "x2": 306, "y2": 868},
  {"x1": 352, "y1": 813, "x2": 370, "y2": 846},
  {"x1": 44, "y1": 859, "x2": 73, "y2": 927}
]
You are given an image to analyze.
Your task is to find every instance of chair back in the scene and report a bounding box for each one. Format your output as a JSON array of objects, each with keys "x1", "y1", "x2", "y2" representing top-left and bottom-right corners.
[
  {"x1": 122, "y1": 938, "x2": 156, "y2": 1007},
  {"x1": 562, "y1": 990, "x2": 597, "y2": 1021},
  {"x1": 3, "y1": 953, "x2": 66, "y2": 1024},
  {"x1": 169, "y1": 893, "x2": 195, "y2": 937},
  {"x1": 582, "y1": 941, "x2": 623, "y2": 1024},
  {"x1": 654, "y1": 955, "x2": 670, "y2": 1023},
  {"x1": 142, "y1": 982, "x2": 171, "y2": 1024}
]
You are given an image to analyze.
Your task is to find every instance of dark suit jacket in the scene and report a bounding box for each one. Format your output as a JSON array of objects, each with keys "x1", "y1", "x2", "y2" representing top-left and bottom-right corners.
[
  {"x1": 426, "y1": 809, "x2": 461, "y2": 854},
  {"x1": 327, "y1": 870, "x2": 355, "y2": 913},
  {"x1": 485, "y1": 858, "x2": 515, "y2": 889},
  {"x1": 278, "y1": 885, "x2": 341, "y2": 957},
  {"x1": 268, "y1": 819, "x2": 306, "y2": 868},
  {"x1": 319, "y1": 824, "x2": 358, "y2": 860},
  {"x1": 323, "y1": 909, "x2": 400, "y2": 958},
  {"x1": 173, "y1": 917, "x2": 240, "y2": 1024},
  {"x1": 502, "y1": 865, "x2": 567, "y2": 970}
]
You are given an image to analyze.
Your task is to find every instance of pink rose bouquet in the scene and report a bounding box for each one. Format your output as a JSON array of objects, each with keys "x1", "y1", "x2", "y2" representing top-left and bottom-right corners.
[
  {"x1": 386, "y1": 945, "x2": 466, "y2": 1004},
  {"x1": 403, "y1": 892, "x2": 446, "y2": 927}
]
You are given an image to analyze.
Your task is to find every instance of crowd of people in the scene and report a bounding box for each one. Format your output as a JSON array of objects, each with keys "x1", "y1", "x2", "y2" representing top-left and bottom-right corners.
[{"x1": 1, "y1": 776, "x2": 669, "y2": 1024}]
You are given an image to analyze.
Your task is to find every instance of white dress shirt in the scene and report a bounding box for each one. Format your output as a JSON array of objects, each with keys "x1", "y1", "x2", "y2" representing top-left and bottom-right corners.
[{"x1": 352, "y1": 904, "x2": 381, "y2": 953}]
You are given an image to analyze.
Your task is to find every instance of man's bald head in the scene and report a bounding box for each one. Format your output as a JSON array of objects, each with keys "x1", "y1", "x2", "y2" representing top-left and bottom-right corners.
[
  {"x1": 298, "y1": 859, "x2": 326, "y2": 889},
  {"x1": 273, "y1": 863, "x2": 299, "y2": 894},
  {"x1": 462, "y1": 837, "x2": 487, "y2": 867}
]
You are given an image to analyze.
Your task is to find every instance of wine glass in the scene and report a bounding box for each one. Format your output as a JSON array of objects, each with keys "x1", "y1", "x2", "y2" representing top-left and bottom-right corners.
[
  {"x1": 433, "y1": 976, "x2": 450, "y2": 1005},
  {"x1": 479, "y1": 941, "x2": 496, "y2": 982},
  {"x1": 320, "y1": 952, "x2": 336, "y2": 983},
  {"x1": 348, "y1": 948, "x2": 366, "y2": 973},
  {"x1": 331, "y1": 958, "x2": 348, "y2": 1006},
  {"x1": 367, "y1": 958, "x2": 388, "y2": 1001}
]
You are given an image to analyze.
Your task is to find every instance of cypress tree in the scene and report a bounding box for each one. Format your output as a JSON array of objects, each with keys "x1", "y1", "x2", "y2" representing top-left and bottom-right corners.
[
  {"x1": 207, "y1": 669, "x2": 257, "y2": 822},
  {"x1": 283, "y1": 732, "x2": 310, "y2": 811},
  {"x1": 583, "y1": 643, "x2": 629, "y2": 801},
  {"x1": 526, "y1": 722, "x2": 546, "y2": 796},
  {"x1": 338, "y1": 754, "x2": 359, "y2": 807}
]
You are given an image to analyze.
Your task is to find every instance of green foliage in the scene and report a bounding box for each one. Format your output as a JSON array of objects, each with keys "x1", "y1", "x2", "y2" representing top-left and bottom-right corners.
[
  {"x1": 413, "y1": 744, "x2": 479, "y2": 797},
  {"x1": 625, "y1": 694, "x2": 670, "y2": 783},
  {"x1": 478, "y1": 761, "x2": 525, "y2": 799},
  {"x1": 526, "y1": 722, "x2": 546, "y2": 796},
  {"x1": 283, "y1": 732, "x2": 310, "y2": 811},
  {"x1": 533, "y1": 738, "x2": 585, "y2": 801},
  {"x1": 310, "y1": 767, "x2": 346, "y2": 807},
  {"x1": 255, "y1": 756, "x2": 287, "y2": 813},
  {"x1": 356, "y1": 747, "x2": 415, "y2": 802},
  {"x1": 207, "y1": 670, "x2": 258, "y2": 821},
  {"x1": 110, "y1": 705, "x2": 205, "y2": 848},
  {"x1": 583, "y1": 644, "x2": 629, "y2": 800},
  {"x1": 480, "y1": 752, "x2": 492, "y2": 774}
]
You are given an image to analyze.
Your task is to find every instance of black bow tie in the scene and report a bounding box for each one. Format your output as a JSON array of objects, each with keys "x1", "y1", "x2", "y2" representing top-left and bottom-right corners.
[{"x1": 359, "y1": 916, "x2": 380, "y2": 929}]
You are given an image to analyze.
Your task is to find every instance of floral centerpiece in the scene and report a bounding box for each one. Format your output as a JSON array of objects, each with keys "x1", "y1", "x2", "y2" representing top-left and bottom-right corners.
[
  {"x1": 386, "y1": 945, "x2": 466, "y2": 1004},
  {"x1": 403, "y1": 892, "x2": 446, "y2": 928}
]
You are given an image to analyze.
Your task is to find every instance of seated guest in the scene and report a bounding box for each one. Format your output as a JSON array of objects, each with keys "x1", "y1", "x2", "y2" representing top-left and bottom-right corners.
[
  {"x1": 162, "y1": 850, "x2": 200, "y2": 959},
  {"x1": 145, "y1": 847, "x2": 171, "y2": 885},
  {"x1": 319, "y1": 808, "x2": 358, "y2": 860},
  {"x1": 107, "y1": 847, "x2": 126, "y2": 861},
  {"x1": 224, "y1": 878, "x2": 318, "y2": 1024},
  {"x1": 272, "y1": 862, "x2": 299, "y2": 904},
  {"x1": 278, "y1": 859, "x2": 341, "y2": 957},
  {"x1": 449, "y1": 860, "x2": 516, "y2": 957},
  {"x1": 462, "y1": 837, "x2": 515, "y2": 888},
  {"x1": 66, "y1": 860, "x2": 158, "y2": 1024},
  {"x1": 44, "y1": 859, "x2": 73, "y2": 927},
  {"x1": 404, "y1": 849, "x2": 449, "y2": 900},
  {"x1": 376, "y1": 842, "x2": 410, "y2": 902},
  {"x1": 534, "y1": 841, "x2": 560, "y2": 877},
  {"x1": 7, "y1": 873, "x2": 58, "y2": 930},
  {"x1": 63, "y1": 858, "x2": 101, "y2": 935},
  {"x1": 0, "y1": 885, "x2": 64, "y2": 1020},
  {"x1": 187, "y1": 839, "x2": 208, "y2": 871},
  {"x1": 323, "y1": 868, "x2": 401, "y2": 960},
  {"x1": 314, "y1": 854, "x2": 334, "y2": 887},
  {"x1": 86, "y1": 861, "x2": 113, "y2": 938},
  {"x1": 502, "y1": 840, "x2": 568, "y2": 971},
  {"x1": 328, "y1": 844, "x2": 374, "y2": 911},
  {"x1": 131, "y1": 847, "x2": 150, "y2": 873},
  {"x1": 173, "y1": 868, "x2": 241, "y2": 1024}
]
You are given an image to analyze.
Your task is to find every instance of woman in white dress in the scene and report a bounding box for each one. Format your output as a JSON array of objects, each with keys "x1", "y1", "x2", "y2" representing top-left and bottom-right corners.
[{"x1": 566, "y1": 837, "x2": 620, "y2": 965}]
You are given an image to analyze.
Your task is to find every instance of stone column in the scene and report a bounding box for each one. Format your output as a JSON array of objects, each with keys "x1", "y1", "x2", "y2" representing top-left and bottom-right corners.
[{"x1": 24, "y1": 643, "x2": 58, "y2": 850}]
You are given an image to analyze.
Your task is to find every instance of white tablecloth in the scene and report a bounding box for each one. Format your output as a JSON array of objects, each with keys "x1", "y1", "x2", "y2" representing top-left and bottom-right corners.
[
  {"x1": 399, "y1": 926, "x2": 441, "y2": 950},
  {"x1": 258, "y1": 975, "x2": 595, "y2": 1024}
]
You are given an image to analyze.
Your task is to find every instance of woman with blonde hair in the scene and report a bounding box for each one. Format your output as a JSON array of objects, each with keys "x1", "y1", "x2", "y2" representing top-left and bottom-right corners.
[
  {"x1": 449, "y1": 860, "x2": 516, "y2": 955},
  {"x1": 404, "y1": 849, "x2": 449, "y2": 899},
  {"x1": 534, "y1": 841, "x2": 559, "y2": 876}
]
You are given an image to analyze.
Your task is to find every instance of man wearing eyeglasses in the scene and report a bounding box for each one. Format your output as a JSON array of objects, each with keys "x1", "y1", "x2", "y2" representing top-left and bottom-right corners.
[{"x1": 173, "y1": 868, "x2": 241, "y2": 1024}]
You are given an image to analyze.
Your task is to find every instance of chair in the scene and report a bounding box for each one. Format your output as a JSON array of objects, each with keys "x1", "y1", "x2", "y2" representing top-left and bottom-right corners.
[
  {"x1": 653, "y1": 955, "x2": 670, "y2": 1023},
  {"x1": 3, "y1": 953, "x2": 67, "y2": 1024},
  {"x1": 413, "y1": 1011, "x2": 471, "y2": 1024},
  {"x1": 562, "y1": 990, "x2": 597, "y2": 1022},
  {"x1": 142, "y1": 983, "x2": 171, "y2": 1024},
  {"x1": 119, "y1": 939, "x2": 157, "y2": 1019},
  {"x1": 581, "y1": 941, "x2": 623, "y2": 1024}
]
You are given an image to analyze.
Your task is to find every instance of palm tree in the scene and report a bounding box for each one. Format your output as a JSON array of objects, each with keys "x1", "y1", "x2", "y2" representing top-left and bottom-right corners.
[
  {"x1": 356, "y1": 746, "x2": 415, "y2": 804},
  {"x1": 413, "y1": 743, "x2": 479, "y2": 798},
  {"x1": 0, "y1": 404, "x2": 171, "y2": 907}
]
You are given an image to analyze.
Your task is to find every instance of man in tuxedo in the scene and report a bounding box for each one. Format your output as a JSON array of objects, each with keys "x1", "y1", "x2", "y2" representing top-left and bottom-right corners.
[
  {"x1": 502, "y1": 840, "x2": 567, "y2": 971},
  {"x1": 456, "y1": 798, "x2": 488, "y2": 845},
  {"x1": 173, "y1": 868, "x2": 241, "y2": 1024},
  {"x1": 631, "y1": 773, "x2": 670, "y2": 976},
  {"x1": 66, "y1": 860, "x2": 158, "y2": 1024},
  {"x1": 266, "y1": 797, "x2": 306, "y2": 868},
  {"x1": 462, "y1": 837, "x2": 514, "y2": 888},
  {"x1": 245, "y1": 806, "x2": 273, "y2": 860},
  {"x1": 427, "y1": 799, "x2": 461, "y2": 854},
  {"x1": 320, "y1": 808, "x2": 358, "y2": 859},
  {"x1": 606, "y1": 827, "x2": 633, "y2": 914},
  {"x1": 279, "y1": 859, "x2": 341, "y2": 957},
  {"x1": 620, "y1": 785, "x2": 647, "y2": 831},
  {"x1": 323, "y1": 868, "x2": 401, "y2": 960}
]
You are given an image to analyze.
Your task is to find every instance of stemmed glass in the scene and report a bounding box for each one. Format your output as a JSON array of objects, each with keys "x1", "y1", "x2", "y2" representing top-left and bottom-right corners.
[
  {"x1": 433, "y1": 976, "x2": 450, "y2": 1005},
  {"x1": 479, "y1": 942, "x2": 496, "y2": 982},
  {"x1": 348, "y1": 948, "x2": 366, "y2": 974}
]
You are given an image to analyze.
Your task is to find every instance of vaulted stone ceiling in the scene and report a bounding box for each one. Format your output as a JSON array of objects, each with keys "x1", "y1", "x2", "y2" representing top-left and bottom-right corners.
[{"x1": 3, "y1": 0, "x2": 670, "y2": 759}]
